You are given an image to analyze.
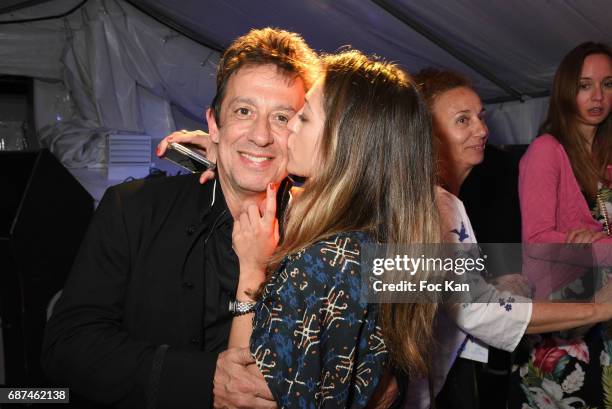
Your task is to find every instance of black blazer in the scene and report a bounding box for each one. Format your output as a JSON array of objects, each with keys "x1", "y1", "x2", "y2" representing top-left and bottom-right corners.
[{"x1": 42, "y1": 174, "x2": 238, "y2": 409}]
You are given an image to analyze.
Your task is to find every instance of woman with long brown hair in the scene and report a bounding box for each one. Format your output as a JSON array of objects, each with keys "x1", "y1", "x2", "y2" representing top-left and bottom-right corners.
[
  {"x1": 521, "y1": 42, "x2": 612, "y2": 247},
  {"x1": 226, "y1": 50, "x2": 440, "y2": 408},
  {"x1": 515, "y1": 42, "x2": 612, "y2": 408}
]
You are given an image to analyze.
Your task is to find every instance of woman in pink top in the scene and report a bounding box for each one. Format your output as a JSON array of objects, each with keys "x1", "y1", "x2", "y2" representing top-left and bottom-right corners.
[
  {"x1": 415, "y1": 67, "x2": 612, "y2": 409},
  {"x1": 515, "y1": 42, "x2": 612, "y2": 409}
]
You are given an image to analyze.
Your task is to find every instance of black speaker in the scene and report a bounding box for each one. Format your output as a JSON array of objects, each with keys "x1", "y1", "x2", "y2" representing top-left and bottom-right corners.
[{"x1": 0, "y1": 149, "x2": 93, "y2": 386}]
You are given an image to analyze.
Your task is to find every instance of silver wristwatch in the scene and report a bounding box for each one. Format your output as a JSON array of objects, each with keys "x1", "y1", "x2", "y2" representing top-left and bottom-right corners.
[{"x1": 229, "y1": 299, "x2": 257, "y2": 316}]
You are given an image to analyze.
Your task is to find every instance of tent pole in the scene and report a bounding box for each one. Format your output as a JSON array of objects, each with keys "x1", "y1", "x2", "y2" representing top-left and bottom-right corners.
[
  {"x1": 484, "y1": 91, "x2": 549, "y2": 105},
  {"x1": 372, "y1": 0, "x2": 524, "y2": 101},
  {"x1": 125, "y1": 0, "x2": 224, "y2": 52},
  {"x1": 0, "y1": 0, "x2": 87, "y2": 23},
  {"x1": 0, "y1": 0, "x2": 57, "y2": 16}
]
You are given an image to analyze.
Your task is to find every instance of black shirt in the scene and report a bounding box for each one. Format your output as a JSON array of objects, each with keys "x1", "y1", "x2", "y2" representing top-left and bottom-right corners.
[{"x1": 43, "y1": 174, "x2": 237, "y2": 409}]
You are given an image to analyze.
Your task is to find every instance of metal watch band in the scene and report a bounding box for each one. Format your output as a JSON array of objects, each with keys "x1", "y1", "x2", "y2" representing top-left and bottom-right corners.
[{"x1": 229, "y1": 299, "x2": 257, "y2": 316}]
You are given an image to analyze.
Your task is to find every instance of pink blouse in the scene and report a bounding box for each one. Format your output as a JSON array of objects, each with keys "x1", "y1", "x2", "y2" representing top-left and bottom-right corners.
[{"x1": 519, "y1": 133, "x2": 612, "y2": 298}]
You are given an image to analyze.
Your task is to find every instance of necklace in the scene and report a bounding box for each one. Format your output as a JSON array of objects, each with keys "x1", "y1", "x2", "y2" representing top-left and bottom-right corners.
[{"x1": 597, "y1": 190, "x2": 611, "y2": 236}]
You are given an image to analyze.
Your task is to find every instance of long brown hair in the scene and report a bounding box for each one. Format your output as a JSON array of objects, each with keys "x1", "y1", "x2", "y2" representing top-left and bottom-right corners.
[
  {"x1": 540, "y1": 42, "x2": 612, "y2": 199},
  {"x1": 270, "y1": 51, "x2": 441, "y2": 376}
]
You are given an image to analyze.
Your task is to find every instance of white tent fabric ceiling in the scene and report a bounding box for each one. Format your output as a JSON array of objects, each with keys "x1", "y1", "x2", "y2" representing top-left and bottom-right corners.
[
  {"x1": 0, "y1": 0, "x2": 610, "y2": 167},
  {"x1": 131, "y1": 0, "x2": 612, "y2": 102}
]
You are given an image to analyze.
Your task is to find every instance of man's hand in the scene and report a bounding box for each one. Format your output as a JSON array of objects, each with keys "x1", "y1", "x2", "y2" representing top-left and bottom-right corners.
[
  {"x1": 156, "y1": 129, "x2": 216, "y2": 183},
  {"x1": 213, "y1": 347, "x2": 277, "y2": 409}
]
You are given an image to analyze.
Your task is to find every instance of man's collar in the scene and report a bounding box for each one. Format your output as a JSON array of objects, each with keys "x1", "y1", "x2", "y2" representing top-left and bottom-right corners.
[
  {"x1": 196, "y1": 176, "x2": 293, "y2": 222},
  {"x1": 196, "y1": 177, "x2": 230, "y2": 222}
]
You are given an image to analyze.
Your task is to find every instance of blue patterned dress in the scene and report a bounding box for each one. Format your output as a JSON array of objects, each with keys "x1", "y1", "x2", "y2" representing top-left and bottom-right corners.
[{"x1": 250, "y1": 232, "x2": 388, "y2": 408}]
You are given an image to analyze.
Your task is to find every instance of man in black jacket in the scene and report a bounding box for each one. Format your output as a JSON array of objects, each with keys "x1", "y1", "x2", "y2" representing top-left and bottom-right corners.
[{"x1": 42, "y1": 28, "x2": 318, "y2": 409}]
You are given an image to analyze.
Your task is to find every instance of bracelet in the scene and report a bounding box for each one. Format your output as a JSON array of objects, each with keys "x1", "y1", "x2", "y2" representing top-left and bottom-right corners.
[{"x1": 229, "y1": 299, "x2": 257, "y2": 316}]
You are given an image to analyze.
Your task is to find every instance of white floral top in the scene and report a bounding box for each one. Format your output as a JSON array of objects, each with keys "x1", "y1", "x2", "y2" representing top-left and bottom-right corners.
[{"x1": 405, "y1": 187, "x2": 532, "y2": 409}]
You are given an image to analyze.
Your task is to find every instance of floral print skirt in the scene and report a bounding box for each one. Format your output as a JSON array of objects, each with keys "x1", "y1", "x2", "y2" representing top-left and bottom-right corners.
[{"x1": 510, "y1": 323, "x2": 612, "y2": 409}]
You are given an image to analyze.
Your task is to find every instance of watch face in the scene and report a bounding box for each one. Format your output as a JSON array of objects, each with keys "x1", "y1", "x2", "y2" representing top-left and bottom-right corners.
[{"x1": 230, "y1": 300, "x2": 257, "y2": 315}]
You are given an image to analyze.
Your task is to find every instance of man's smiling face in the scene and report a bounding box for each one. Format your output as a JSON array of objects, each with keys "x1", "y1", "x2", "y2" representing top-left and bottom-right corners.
[{"x1": 207, "y1": 64, "x2": 305, "y2": 195}]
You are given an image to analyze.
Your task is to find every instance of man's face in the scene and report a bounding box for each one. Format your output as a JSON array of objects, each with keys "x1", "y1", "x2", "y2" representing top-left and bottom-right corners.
[{"x1": 207, "y1": 64, "x2": 305, "y2": 196}]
